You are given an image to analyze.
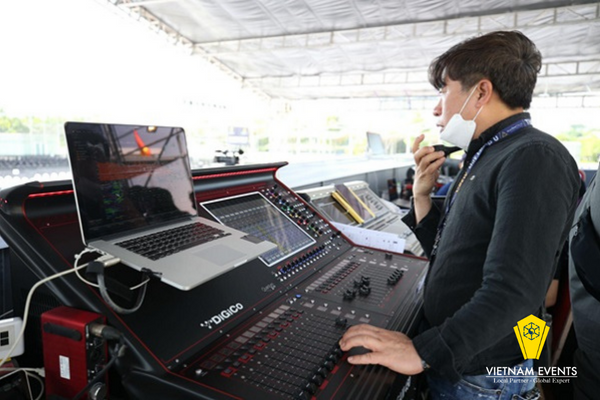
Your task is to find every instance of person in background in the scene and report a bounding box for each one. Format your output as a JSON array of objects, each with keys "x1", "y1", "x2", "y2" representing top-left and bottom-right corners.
[
  {"x1": 546, "y1": 172, "x2": 586, "y2": 311},
  {"x1": 569, "y1": 168, "x2": 598, "y2": 400},
  {"x1": 339, "y1": 30, "x2": 580, "y2": 400}
]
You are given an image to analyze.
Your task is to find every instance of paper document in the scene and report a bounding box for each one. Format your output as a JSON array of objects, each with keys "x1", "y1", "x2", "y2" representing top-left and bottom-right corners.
[{"x1": 332, "y1": 222, "x2": 406, "y2": 254}]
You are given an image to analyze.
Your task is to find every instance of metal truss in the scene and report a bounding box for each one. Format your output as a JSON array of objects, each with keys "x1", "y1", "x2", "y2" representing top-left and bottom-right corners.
[
  {"x1": 104, "y1": 0, "x2": 600, "y2": 100},
  {"x1": 195, "y1": 4, "x2": 599, "y2": 56}
]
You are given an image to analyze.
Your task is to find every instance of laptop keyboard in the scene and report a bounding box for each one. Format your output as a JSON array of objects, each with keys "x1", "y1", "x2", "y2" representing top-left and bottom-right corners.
[{"x1": 117, "y1": 222, "x2": 231, "y2": 261}]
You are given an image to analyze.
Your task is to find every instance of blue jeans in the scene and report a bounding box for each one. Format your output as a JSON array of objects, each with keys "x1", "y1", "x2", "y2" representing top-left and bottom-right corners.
[{"x1": 427, "y1": 360, "x2": 539, "y2": 400}]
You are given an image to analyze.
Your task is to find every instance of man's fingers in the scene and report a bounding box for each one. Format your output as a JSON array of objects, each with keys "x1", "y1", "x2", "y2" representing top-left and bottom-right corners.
[
  {"x1": 417, "y1": 150, "x2": 445, "y2": 167},
  {"x1": 340, "y1": 324, "x2": 384, "y2": 346},
  {"x1": 346, "y1": 350, "x2": 385, "y2": 366},
  {"x1": 414, "y1": 146, "x2": 433, "y2": 165},
  {"x1": 423, "y1": 156, "x2": 446, "y2": 175},
  {"x1": 338, "y1": 327, "x2": 421, "y2": 375},
  {"x1": 343, "y1": 324, "x2": 384, "y2": 336},
  {"x1": 411, "y1": 134, "x2": 425, "y2": 154},
  {"x1": 339, "y1": 333, "x2": 383, "y2": 353}
]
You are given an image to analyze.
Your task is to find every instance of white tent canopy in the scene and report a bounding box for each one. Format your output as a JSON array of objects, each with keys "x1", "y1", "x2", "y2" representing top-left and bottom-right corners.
[{"x1": 107, "y1": 0, "x2": 600, "y2": 100}]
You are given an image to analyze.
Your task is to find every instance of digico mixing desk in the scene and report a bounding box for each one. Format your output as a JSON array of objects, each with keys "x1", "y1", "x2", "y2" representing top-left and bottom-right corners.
[{"x1": 0, "y1": 162, "x2": 428, "y2": 400}]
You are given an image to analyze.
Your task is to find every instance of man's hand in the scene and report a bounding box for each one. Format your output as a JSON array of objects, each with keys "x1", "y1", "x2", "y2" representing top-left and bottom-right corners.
[
  {"x1": 411, "y1": 134, "x2": 446, "y2": 223},
  {"x1": 339, "y1": 324, "x2": 424, "y2": 375},
  {"x1": 411, "y1": 134, "x2": 446, "y2": 199}
]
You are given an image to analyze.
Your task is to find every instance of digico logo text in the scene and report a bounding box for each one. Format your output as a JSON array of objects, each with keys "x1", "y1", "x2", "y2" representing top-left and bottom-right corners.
[{"x1": 200, "y1": 303, "x2": 244, "y2": 329}]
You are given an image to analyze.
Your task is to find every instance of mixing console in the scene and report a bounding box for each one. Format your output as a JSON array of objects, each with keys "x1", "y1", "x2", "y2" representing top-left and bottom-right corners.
[
  {"x1": 0, "y1": 162, "x2": 428, "y2": 400},
  {"x1": 300, "y1": 181, "x2": 424, "y2": 256}
]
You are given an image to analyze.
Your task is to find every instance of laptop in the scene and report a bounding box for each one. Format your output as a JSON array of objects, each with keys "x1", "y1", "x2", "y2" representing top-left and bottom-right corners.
[
  {"x1": 366, "y1": 131, "x2": 386, "y2": 156},
  {"x1": 64, "y1": 122, "x2": 276, "y2": 291}
]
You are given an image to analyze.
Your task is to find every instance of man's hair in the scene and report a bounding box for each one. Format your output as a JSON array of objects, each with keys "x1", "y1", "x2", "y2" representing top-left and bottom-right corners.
[{"x1": 428, "y1": 30, "x2": 542, "y2": 109}]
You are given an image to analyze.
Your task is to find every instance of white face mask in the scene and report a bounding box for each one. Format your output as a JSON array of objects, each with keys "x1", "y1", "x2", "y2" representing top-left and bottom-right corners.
[{"x1": 440, "y1": 86, "x2": 484, "y2": 150}]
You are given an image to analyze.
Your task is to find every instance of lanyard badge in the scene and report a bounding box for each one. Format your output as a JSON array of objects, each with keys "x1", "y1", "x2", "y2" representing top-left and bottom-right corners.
[{"x1": 430, "y1": 118, "x2": 532, "y2": 259}]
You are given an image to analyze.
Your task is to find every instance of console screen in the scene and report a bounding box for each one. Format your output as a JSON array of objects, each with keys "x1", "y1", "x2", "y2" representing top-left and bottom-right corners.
[
  {"x1": 333, "y1": 184, "x2": 375, "y2": 223},
  {"x1": 312, "y1": 198, "x2": 355, "y2": 225},
  {"x1": 202, "y1": 192, "x2": 316, "y2": 266}
]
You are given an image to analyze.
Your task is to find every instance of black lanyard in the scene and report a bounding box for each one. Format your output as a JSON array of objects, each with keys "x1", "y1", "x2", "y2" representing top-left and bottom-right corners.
[{"x1": 430, "y1": 118, "x2": 532, "y2": 259}]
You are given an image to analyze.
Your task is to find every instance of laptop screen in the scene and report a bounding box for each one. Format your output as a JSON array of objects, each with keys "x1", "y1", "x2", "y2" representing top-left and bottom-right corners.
[
  {"x1": 65, "y1": 122, "x2": 197, "y2": 242},
  {"x1": 366, "y1": 132, "x2": 385, "y2": 155}
]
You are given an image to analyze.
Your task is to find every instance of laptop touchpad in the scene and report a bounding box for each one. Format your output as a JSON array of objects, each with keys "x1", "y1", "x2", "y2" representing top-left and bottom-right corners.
[{"x1": 193, "y1": 244, "x2": 244, "y2": 265}]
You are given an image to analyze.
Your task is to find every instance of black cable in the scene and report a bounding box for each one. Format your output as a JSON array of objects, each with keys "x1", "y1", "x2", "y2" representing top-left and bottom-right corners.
[
  {"x1": 71, "y1": 341, "x2": 126, "y2": 400},
  {"x1": 87, "y1": 261, "x2": 148, "y2": 314},
  {"x1": 97, "y1": 272, "x2": 148, "y2": 314}
]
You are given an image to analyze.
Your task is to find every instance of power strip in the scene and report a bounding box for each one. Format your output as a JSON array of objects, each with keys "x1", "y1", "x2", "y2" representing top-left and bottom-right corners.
[{"x1": 0, "y1": 317, "x2": 24, "y2": 362}]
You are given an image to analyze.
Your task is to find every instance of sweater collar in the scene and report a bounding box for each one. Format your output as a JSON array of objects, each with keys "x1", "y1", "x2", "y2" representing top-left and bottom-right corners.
[{"x1": 465, "y1": 112, "x2": 531, "y2": 159}]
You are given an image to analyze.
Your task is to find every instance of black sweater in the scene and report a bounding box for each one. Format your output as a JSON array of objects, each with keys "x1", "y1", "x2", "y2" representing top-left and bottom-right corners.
[{"x1": 402, "y1": 113, "x2": 580, "y2": 382}]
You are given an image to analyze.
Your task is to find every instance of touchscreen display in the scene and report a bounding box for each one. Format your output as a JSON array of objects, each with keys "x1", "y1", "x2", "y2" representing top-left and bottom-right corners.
[
  {"x1": 334, "y1": 184, "x2": 375, "y2": 222},
  {"x1": 202, "y1": 192, "x2": 316, "y2": 266},
  {"x1": 312, "y1": 198, "x2": 355, "y2": 225}
]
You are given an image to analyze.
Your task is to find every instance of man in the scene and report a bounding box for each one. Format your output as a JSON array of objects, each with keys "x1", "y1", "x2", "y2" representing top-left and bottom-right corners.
[
  {"x1": 569, "y1": 169, "x2": 600, "y2": 400},
  {"x1": 339, "y1": 30, "x2": 580, "y2": 399}
]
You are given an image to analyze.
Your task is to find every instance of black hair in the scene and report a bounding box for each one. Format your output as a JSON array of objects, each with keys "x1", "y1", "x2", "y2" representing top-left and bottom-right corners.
[{"x1": 428, "y1": 31, "x2": 542, "y2": 109}]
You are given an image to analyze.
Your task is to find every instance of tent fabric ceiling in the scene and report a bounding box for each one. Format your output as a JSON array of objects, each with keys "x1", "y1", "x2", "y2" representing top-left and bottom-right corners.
[{"x1": 110, "y1": 0, "x2": 600, "y2": 100}]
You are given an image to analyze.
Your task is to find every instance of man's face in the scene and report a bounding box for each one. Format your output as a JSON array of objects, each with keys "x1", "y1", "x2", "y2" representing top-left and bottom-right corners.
[{"x1": 433, "y1": 78, "x2": 477, "y2": 133}]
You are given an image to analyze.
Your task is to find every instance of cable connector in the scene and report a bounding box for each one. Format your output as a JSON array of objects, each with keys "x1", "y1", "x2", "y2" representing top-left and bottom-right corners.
[
  {"x1": 86, "y1": 256, "x2": 120, "y2": 278},
  {"x1": 89, "y1": 323, "x2": 123, "y2": 341},
  {"x1": 86, "y1": 261, "x2": 105, "y2": 276},
  {"x1": 140, "y1": 267, "x2": 162, "y2": 279},
  {"x1": 95, "y1": 255, "x2": 121, "y2": 268}
]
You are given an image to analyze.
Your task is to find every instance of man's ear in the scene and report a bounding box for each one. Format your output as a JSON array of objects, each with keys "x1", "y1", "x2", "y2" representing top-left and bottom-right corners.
[{"x1": 476, "y1": 79, "x2": 494, "y2": 106}]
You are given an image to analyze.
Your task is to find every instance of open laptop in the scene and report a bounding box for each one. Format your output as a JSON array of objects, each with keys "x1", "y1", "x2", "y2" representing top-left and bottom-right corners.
[
  {"x1": 65, "y1": 122, "x2": 276, "y2": 291},
  {"x1": 366, "y1": 131, "x2": 386, "y2": 157}
]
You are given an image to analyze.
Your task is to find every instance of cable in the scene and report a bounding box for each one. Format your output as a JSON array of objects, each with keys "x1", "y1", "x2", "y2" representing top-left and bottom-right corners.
[
  {"x1": 0, "y1": 263, "x2": 89, "y2": 369},
  {"x1": 129, "y1": 277, "x2": 150, "y2": 291},
  {"x1": 0, "y1": 369, "x2": 24, "y2": 394},
  {"x1": 71, "y1": 324, "x2": 124, "y2": 400},
  {"x1": 25, "y1": 371, "x2": 44, "y2": 400},
  {"x1": 0, "y1": 367, "x2": 24, "y2": 382},
  {"x1": 0, "y1": 249, "x2": 142, "y2": 367},
  {"x1": 0, "y1": 368, "x2": 45, "y2": 400},
  {"x1": 88, "y1": 323, "x2": 123, "y2": 342},
  {"x1": 90, "y1": 261, "x2": 148, "y2": 314},
  {"x1": 74, "y1": 249, "x2": 149, "y2": 313},
  {"x1": 73, "y1": 248, "x2": 101, "y2": 288},
  {"x1": 71, "y1": 341, "x2": 126, "y2": 400},
  {"x1": 74, "y1": 247, "x2": 150, "y2": 291},
  {"x1": 0, "y1": 367, "x2": 45, "y2": 376},
  {"x1": 24, "y1": 370, "x2": 33, "y2": 400}
]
